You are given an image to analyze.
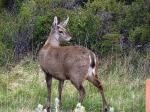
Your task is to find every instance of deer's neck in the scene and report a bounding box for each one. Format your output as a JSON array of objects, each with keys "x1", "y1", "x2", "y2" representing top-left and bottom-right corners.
[{"x1": 44, "y1": 33, "x2": 60, "y2": 47}]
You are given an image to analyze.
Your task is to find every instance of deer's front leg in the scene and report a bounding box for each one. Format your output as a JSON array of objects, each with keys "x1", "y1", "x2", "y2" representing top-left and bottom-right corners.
[
  {"x1": 58, "y1": 80, "x2": 64, "y2": 107},
  {"x1": 45, "y1": 74, "x2": 52, "y2": 112}
]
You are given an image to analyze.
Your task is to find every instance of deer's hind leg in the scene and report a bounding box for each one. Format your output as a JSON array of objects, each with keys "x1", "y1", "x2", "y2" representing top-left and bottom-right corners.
[
  {"x1": 87, "y1": 76, "x2": 109, "y2": 112},
  {"x1": 70, "y1": 77, "x2": 86, "y2": 104}
]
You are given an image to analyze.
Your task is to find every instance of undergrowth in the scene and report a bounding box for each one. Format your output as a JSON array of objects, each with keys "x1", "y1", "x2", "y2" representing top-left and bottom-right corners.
[{"x1": 0, "y1": 52, "x2": 149, "y2": 112}]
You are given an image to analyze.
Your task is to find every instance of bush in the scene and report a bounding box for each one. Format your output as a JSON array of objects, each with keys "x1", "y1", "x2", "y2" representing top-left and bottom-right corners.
[
  {"x1": 100, "y1": 33, "x2": 121, "y2": 54},
  {"x1": 33, "y1": 15, "x2": 52, "y2": 49},
  {"x1": 0, "y1": 11, "x2": 18, "y2": 65},
  {"x1": 130, "y1": 26, "x2": 150, "y2": 45},
  {"x1": 118, "y1": 1, "x2": 149, "y2": 31}
]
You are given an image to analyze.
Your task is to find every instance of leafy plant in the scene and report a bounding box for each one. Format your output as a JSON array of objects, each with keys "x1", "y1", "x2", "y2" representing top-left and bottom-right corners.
[{"x1": 130, "y1": 26, "x2": 150, "y2": 45}]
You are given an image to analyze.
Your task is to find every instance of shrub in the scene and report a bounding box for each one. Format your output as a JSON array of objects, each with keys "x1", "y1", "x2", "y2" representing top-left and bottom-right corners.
[
  {"x1": 130, "y1": 26, "x2": 150, "y2": 45},
  {"x1": 33, "y1": 15, "x2": 52, "y2": 49},
  {"x1": 101, "y1": 33, "x2": 121, "y2": 54},
  {"x1": 118, "y1": 1, "x2": 149, "y2": 31}
]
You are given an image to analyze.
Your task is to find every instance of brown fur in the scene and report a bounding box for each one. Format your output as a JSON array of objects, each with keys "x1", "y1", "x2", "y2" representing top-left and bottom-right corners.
[
  {"x1": 39, "y1": 45, "x2": 92, "y2": 81},
  {"x1": 38, "y1": 16, "x2": 109, "y2": 112}
]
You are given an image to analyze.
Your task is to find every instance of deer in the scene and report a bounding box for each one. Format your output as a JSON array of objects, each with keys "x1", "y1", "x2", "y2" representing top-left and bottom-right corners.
[{"x1": 38, "y1": 16, "x2": 110, "y2": 112}]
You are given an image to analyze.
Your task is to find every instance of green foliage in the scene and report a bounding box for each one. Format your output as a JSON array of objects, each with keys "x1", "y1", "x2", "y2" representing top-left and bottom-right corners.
[
  {"x1": 19, "y1": 0, "x2": 36, "y2": 25},
  {"x1": 118, "y1": 1, "x2": 149, "y2": 30},
  {"x1": 69, "y1": 9, "x2": 100, "y2": 46},
  {"x1": 20, "y1": 4, "x2": 31, "y2": 24},
  {"x1": 126, "y1": 1, "x2": 148, "y2": 26},
  {"x1": 33, "y1": 15, "x2": 51, "y2": 44},
  {"x1": 0, "y1": 11, "x2": 17, "y2": 65},
  {"x1": 103, "y1": 33, "x2": 121, "y2": 42},
  {"x1": 0, "y1": 42, "x2": 11, "y2": 66},
  {"x1": 101, "y1": 33, "x2": 121, "y2": 54},
  {"x1": 34, "y1": 0, "x2": 52, "y2": 9},
  {"x1": 130, "y1": 26, "x2": 150, "y2": 45},
  {"x1": 0, "y1": 0, "x2": 149, "y2": 65}
]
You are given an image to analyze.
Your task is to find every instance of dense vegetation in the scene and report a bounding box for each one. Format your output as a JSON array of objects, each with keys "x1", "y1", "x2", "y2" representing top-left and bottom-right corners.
[
  {"x1": 0, "y1": 0, "x2": 149, "y2": 112},
  {"x1": 0, "y1": 0, "x2": 149, "y2": 65}
]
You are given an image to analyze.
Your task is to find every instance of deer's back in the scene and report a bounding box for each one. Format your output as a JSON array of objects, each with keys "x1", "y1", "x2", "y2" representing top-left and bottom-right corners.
[{"x1": 39, "y1": 45, "x2": 96, "y2": 80}]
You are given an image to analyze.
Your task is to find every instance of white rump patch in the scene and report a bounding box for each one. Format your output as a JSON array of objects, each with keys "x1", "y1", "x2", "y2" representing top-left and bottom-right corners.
[
  {"x1": 93, "y1": 53, "x2": 96, "y2": 65},
  {"x1": 87, "y1": 55, "x2": 96, "y2": 77},
  {"x1": 88, "y1": 66, "x2": 93, "y2": 76}
]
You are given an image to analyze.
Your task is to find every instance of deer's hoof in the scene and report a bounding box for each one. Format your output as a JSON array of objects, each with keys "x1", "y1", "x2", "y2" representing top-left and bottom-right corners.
[
  {"x1": 101, "y1": 106, "x2": 109, "y2": 112},
  {"x1": 103, "y1": 107, "x2": 109, "y2": 112},
  {"x1": 102, "y1": 106, "x2": 114, "y2": 112},
  {"x1": 47, "y1": 107, "x2": 51, "y2": 112}
]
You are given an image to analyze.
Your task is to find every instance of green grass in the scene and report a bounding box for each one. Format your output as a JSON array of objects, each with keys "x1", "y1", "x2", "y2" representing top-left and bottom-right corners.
[{"x1": 0, "y1": 53, "x2": 149, "y2": 112}]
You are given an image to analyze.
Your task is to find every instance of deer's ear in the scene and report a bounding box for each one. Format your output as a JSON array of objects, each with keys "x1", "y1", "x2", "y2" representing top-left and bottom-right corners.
[
  {"x1": 59, "y1": 17, "x2": 69, "y2": 27},
  {"x1": 52, "y1": 16, "x2": 58, "y2": 28}
]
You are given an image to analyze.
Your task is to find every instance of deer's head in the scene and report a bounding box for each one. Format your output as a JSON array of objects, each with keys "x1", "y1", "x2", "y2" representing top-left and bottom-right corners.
[{"x1": 51, "y1": 16, "x2": 72, "y2": 42}]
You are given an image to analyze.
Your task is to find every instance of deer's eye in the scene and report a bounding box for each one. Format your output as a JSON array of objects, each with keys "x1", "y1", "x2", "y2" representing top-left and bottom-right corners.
[{"x1": 59, "y1": 31, "x2": 63, "y2": 33}]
